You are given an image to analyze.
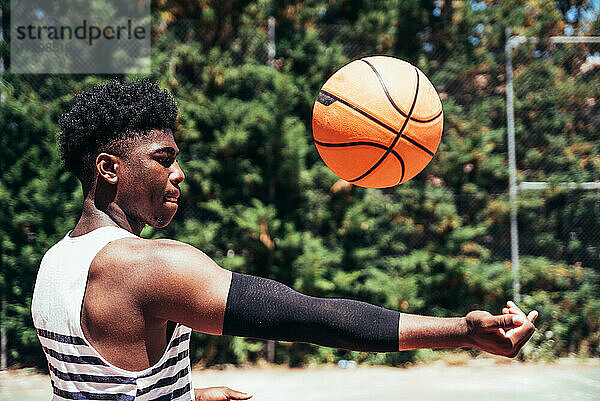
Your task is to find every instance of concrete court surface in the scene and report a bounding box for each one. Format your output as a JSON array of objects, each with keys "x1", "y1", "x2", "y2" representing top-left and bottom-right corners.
[{"x1": 1, "y1": 359, "x2": 599, "y2": 401}]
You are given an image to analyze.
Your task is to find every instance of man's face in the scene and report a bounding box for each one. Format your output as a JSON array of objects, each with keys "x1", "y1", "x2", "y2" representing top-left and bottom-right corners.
[{"x1": 115, "y1": 129, "x2": 185, "y2": 228}]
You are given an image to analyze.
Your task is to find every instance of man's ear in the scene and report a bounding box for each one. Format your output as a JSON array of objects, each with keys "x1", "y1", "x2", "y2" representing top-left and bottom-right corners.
[{"x1": 96, "y1": 153, "x2": 121, "y2": 184}]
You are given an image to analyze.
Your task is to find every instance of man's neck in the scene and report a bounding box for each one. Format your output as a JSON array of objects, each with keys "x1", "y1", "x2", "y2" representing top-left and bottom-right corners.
[{"x1": 71, "y1": 196, "x2": 144, "y2": 237}]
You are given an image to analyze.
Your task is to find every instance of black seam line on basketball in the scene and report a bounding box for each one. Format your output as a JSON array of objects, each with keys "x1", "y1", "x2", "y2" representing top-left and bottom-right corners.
[
  {"x1": 314, "y1": 139, "x2": 404, "y2": 164},
  {"x1": 319, "y1": 90, "x2": 398, "y2": 135},
  {"x1": 397, "y1": 150, "x2": 405, "y2": 184},
  {"x1": 361, "y1": 59, "x2": 442, "y2": 124},
  {"x1": 315, "y1": 139, "x2": 406, "y2": 184},
  {"x1": 319, "y1": 89, "x2": 435, "y2": 158},
  {"x1": 361, "y1": 59, "x2": 408, "y2": 119},
  {"x1": 411, "y1": 109, "x2": 443, "y2": 123},
  {"x1": 348, "y1": 66, "x2": 421, "y2": 183},
  {"x1": 402, "y1": 135, "x2": 435, "y2": 156}
]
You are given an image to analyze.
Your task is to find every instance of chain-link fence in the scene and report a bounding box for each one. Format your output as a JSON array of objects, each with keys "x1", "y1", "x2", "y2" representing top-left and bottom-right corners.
[{"x1": 509, "y1": 38, "x2": 600, "y2": 270}]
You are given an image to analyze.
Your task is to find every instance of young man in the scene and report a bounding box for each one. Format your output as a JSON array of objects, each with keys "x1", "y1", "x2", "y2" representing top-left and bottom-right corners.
[{"x1": 32, "y1": 80, "x2": 538, "y2": 401}]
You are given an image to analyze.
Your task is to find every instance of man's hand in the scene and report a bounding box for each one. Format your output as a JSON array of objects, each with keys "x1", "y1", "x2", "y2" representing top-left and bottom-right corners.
[
  {"x1": 466, "y1": 301, "x2": 538, "y2": 358},
  {"x1": 195, "y1": 387, "x2": 252, "y2": 401}
]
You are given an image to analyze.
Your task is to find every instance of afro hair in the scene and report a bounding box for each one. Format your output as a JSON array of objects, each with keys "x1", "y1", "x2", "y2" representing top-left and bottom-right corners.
[{"x1": 58, "y1": 79, "x2": 178, "y2": 184}]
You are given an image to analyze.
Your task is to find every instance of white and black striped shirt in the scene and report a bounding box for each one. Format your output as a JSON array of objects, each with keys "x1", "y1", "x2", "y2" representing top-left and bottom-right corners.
[{"x1": 32, "y1": 227, "x2": 194, "y2": 401}]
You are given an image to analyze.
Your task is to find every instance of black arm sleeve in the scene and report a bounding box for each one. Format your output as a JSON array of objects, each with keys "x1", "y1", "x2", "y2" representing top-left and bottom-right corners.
[{"x1": 222, "y1": 272, "x2": 400, "y2": 352}]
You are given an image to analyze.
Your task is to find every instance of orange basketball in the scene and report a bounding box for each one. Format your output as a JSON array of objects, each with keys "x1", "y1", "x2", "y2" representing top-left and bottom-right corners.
[{"x1": 312, "y1": 56, "x2": 443, "y2": 188}]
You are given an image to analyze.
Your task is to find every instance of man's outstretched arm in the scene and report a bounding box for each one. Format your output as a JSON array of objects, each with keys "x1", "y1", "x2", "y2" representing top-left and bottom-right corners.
[
  {"x1": 221, "y1": 272, "x2": 537, "y2": 357},
  {"x1": 137, "y1": 239, "x2": 537, "y2": 357}
]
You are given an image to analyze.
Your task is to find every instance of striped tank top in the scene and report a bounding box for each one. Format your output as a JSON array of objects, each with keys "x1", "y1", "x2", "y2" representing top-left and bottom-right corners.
[{"x1": 31, "y1": 226, "x2": 194, "y2": 401}]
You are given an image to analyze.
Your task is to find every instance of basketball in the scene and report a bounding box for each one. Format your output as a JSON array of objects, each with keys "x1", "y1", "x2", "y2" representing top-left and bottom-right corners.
[{"x1": 312, "y1": 56, "x2": 444, "y2": 188}]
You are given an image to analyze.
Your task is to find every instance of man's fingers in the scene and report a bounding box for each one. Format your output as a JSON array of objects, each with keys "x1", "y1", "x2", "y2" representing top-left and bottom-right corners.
[
  {"x1": 491, "y1": 313, "x2": 524, "y2": 329},
  {"x1": 507, "y1": 301, "x2": 526, "y2": 316},
  {"x1": 195, "y1": 387, "x2": 253, "y2": 401},
  {"x1": 505, "y1": 314, "x2": 536, "y2": 341},
  {"x1": 507, "y1": 321, "x2": 536, "y2": 354},
  {"x1": 224, "y1": 389, "x2": 253, "y2": 400},
  {"x1": 527, "y1": 310, "x2": 539, "y2": 323},
  {"x1": 505, "y1": 301, "x2": 538, "y2": 323}
]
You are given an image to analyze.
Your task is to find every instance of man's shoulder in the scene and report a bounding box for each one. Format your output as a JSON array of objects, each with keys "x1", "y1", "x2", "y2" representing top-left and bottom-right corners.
[
  {"x1": 93, "y1": 236, "x2": 211, "y2": 281},
  {"x1": 96, "y1": 237, "x2": 191, "y2": 267}
]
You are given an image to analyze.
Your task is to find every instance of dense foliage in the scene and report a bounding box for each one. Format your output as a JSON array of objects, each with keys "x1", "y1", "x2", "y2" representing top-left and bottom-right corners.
[{"x1": 1, "y1": 0, "x2": 599, "y2": 369}]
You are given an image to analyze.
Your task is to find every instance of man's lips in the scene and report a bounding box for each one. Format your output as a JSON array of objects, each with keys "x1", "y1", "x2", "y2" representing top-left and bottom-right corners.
[{"x1": 164, "y1": 194, "x2": 179, "y2": 203}]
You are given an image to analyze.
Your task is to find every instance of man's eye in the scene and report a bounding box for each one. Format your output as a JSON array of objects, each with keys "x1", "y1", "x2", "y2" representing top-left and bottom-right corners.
[{"x1": 158, "y1": 157, "x2": 175, "y2": 167}]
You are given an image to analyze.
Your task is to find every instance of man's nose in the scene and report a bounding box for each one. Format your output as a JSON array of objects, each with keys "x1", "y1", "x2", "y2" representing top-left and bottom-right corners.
[{"x1": 171, "y1": 161, "x2": 185, "y2": 185}]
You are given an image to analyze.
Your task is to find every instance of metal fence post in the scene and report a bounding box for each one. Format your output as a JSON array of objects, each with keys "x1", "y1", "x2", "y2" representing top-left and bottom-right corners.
[
  {"x1": 1, "y1": 296, "x2": 6, "y2": 370},
  {"x1": 505, "y1": 28, "x2": 521, "y2": 303},
  {"x1": 0, "y1": 4, "x2": 7, "y2": 370},
  {"x1": 268, "y1": 16, "x2": 276, "y2": 68},
  {"x1": 266, "y1": 15, "x2": 276, "y2": 363}
]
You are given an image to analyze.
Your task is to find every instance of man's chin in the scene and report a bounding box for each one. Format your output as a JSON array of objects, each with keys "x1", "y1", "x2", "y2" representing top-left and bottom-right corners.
[
  {"x1": 152, "y1": 211, "x2": 177, "y2": 228},
  {"x1": 151, "y1": 221, "x2": 171, "y2": 229}
]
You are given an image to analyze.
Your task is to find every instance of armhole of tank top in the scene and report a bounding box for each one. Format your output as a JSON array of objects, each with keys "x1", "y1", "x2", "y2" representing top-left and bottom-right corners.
[
  {"x1": 76, "y1": 230, "x2": 184, "y2": 375},
  {"x1": 77, "y1": 230, "x2": 134, "y2": 347}
]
